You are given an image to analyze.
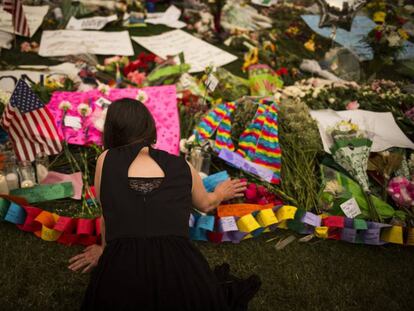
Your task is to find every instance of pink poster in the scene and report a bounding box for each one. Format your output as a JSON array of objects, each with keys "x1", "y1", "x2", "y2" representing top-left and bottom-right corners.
[{"x1": 47, "y1": 85, "x2": 179, "y2": 155}]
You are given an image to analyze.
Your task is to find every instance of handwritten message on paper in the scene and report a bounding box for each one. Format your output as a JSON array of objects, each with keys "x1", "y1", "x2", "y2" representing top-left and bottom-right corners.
[
  {"x1": 47, "y1": 86, "x2": 180, "y2": 155},
  {"x1": 66, "y1": 15, "x2": 118, "y2": 30},
  {"x1": 0, "y1": 5, "x2": 49, "y2": 37},
  {"x1": 132, "y1": 30, "x2": 237, "y2": 73},
  {"x1": 39, "y1": 30, "x2": 134, "y2": 57}
]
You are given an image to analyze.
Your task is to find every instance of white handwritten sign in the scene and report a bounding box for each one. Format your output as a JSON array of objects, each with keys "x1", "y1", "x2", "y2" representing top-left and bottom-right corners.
[
  {"x1": 340, "y1": 198, "x2": 362, "y2": 218},
  {"x1": 132, "y1": 30, "x2": 237, "y2": 73},
  {"x1": 39, "y1": 30, "x2": 134, "y2": 57},
  {"x1": 66, "y1": 15, "x2": 117, "y2": 30}
]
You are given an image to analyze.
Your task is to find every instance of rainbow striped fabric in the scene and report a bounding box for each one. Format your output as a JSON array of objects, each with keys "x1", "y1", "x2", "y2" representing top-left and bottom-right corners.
[{"x1": 194, "y1": 98, "x2": 281, "y2": 184}]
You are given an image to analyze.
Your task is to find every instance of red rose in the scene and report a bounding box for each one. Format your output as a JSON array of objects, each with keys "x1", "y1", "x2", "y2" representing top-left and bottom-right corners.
[{"x1": 276, "y1": 67, "x2": 288, "y2": 76}]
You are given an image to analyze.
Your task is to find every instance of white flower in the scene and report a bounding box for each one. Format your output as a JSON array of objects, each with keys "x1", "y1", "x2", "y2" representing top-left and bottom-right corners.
[
  {"x1": 77, "y1": 103, "x2": 92, "y2": 117},
  {"x1": 180, "y1": 138, "x2": 189, "y2": 154},
  {"x1": 136, "y1": 90, "x2": 148, "y2": 103},
  {"x1": 324, "y1": 180, "x2": 342, "y2": 195},
  {"x1": 58, "y1": 100, "x2": 72, "y2": 111},
  {"x1": 328, "y1": 97, "x2": 336, "y2": 104},
  {"x1": 312, "y1": 88, "x2": 321, "y2": 98},
  {"x1": 0, "y1": 90, "x2": 11, "y2": 105},
  {"x1": 273, "y1": 92, "x2": 282, "y2": 101},
  {"x1": 98, "y1": 83, "x2": 111, "y2": 95},
  {"x1": 387, "y1": 33, "x2": 403, "y2": 47},
  {"x1": 93, "y1": 108, "x2": 107, "y2": 132}
]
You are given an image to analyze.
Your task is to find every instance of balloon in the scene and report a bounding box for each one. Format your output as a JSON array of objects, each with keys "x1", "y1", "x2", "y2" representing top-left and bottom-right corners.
[{"x1": 316, "y1": 0, "x2": 369, "y2": 31}]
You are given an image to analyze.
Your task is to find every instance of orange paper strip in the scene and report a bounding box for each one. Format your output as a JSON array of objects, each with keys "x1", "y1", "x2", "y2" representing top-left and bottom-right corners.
[{"x1": 217, "y1": 203, "x2": 274, "y2": 217}]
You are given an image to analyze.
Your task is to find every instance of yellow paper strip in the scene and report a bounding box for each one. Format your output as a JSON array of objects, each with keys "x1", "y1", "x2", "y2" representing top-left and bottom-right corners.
[
  {"x1": 256, "y1": 209, "x2": 278, "y2": 227},
  {"x1": 237, "y1": 214, "x2": 261, "y2": 233},
  {"x1": 381, "y1": 226, "x2": 403, "y2": 245},
  {"x1": 275, "y1": 205, "x2": 297, "y2": 222},
  {"x1": 315, "y1": 226, "x2": 329, "y2": 239},
  {"x1": 40, "y1": 225, "x2": 62, "y2": 241}
]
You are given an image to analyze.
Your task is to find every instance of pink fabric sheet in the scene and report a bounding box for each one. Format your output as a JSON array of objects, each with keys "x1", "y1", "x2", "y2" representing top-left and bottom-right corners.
[{"x1": 47, "y1": 85, "x2": 180, "y2": 155}]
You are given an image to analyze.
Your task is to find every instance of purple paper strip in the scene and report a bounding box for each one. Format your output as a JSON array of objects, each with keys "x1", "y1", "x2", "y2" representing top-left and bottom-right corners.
[
  {"x1": 218, "y1": 216, "x2": 238, "y2": 232},
  {"x1": 218, "y1": 149, "x2": 274, "y2": 182},
  {"x1": 344, "y1": 217, "x2": 354, "y2": 228},
  {"x1": 221, "y1": 230, "x2": 248, "y2": 244},
  {"x1": 341, "y1": 228, "x2": 357, "y2": 243},
  {"x1": 301, "y1": 212, "x2": 321, "y2": 227}
]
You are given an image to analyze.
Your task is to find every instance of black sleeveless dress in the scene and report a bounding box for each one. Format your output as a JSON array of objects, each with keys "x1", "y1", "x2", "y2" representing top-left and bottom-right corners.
[{"x1": 81, "y1": 142, "x2": 260, "y2": 310}]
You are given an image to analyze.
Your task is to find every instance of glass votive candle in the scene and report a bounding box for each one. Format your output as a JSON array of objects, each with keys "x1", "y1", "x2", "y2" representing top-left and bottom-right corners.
[
  {"x1": 4, "y1": 162, "x2": 19, "y2": 191},
  {"x1": 19, "y1": 161, "x2": 36, "y2": 188},
  {"x1": 35, "y1": 152, "x2": 49, "y2": 183},
  {"x1": 189, "y1": 147, "x2": 211, "y2": 175},
  {"x1": 0, "y1": 170, "x2": 9, "y2": 194}
]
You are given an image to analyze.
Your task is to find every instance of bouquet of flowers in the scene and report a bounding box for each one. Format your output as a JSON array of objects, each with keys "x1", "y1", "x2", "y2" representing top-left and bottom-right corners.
[{"x1": 329, "y1": 120, "x2": 380, "y2": 221}]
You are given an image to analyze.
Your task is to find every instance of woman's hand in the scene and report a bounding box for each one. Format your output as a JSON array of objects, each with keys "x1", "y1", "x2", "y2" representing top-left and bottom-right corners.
[
  {"x1": 214, "y1": 179, "x2": 247, "y2": 202},
  {"x1": 68, "y1": 244, "x2": 103, "y2": 273}
]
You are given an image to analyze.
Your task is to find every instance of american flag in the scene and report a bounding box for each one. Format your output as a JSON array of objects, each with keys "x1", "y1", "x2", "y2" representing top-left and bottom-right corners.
[
  {"x1": 2, "y1": 0, "x2": 30, "y2": 37},
  {"x1": 0, "y1": 79, "x2": 62, "y2": 162}
]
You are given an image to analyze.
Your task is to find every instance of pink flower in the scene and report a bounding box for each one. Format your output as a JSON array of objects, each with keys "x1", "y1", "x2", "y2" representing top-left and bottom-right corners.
[
  {"x1": 346, "y1": 101, "x2": 360, "y2": 110},
  {"x1": 257, "y1": 185, "x2": 267, "y2": 196},
  {"x1": 104, "y1": 56, "x2": 121, "y2": 66},
  {"x1": 245, "y1": 188, "x2": 257, "y2": 200},
  {"x1": 127, "y1": 71, "x2": 146, "y2": 86}
]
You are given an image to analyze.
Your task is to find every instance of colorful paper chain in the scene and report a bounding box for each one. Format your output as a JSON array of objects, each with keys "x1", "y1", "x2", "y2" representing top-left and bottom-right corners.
[
  {"x1": 194, "y1": 98, "x2": 281, "y2": 184},
  {"x1": 0, "y1": 197, "x2": 411, "y2": 247},
  {"x1": 1, "y1": 172, "x2": 410, "y2": 247},
  {"x1": 189, "y1": 204, "x2": 411, "y2": 246},
  {"x1": 0, "y1": 198, "x2": 101, "y2": 246}
]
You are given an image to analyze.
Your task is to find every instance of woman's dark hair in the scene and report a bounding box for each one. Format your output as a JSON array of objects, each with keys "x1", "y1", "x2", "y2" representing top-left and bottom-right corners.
[{"x1": 103, "y1": 98, "x2": 156, "y2": 149}]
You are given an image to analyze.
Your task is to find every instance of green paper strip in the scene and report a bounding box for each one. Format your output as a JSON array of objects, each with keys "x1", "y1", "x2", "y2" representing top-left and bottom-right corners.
[
  {"x1": 10, "y1": 182, "x2": 74, "y2": 203},
  {"x1": 354, "y1": 219, "x2": 368, "y2": 230}
]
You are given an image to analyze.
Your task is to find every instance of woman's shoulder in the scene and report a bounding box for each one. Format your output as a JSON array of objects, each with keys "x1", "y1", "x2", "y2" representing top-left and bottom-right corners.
[{"x1": 152, "y1": 148, "x2": 188, "y2": 168}]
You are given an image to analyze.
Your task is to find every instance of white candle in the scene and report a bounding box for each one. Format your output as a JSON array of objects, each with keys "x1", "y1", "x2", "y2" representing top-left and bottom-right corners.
[
  {"x1": 21, "y1": 179, "x2": 35, "y2": 188},
  {"x1": 36, "y1": 164, "x2": 49, "y2": 183},
  {"x1": 0, "y1": 174, "x2": 9, "y2": 194},
  {"x1": 6, "y1": 172, "x2": 19, "y2": 190}
]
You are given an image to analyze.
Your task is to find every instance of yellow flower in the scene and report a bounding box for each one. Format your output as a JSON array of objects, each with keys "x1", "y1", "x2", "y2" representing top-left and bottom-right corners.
[
  {"x1": 398, "y1": 29, "x2": 409, "y2": 40},
  {"x1": 242, "y1": 47, "x2": 259, "y2": 72},
  {"x1": 286, "y1": 26, "x2": 300, "y2": 36},
  {"x1": 373, "y1": 11, "x2": 386, "y2": 24},
  {"x1": 304, "y1": 36, "x2": 315, "y2": 52}
]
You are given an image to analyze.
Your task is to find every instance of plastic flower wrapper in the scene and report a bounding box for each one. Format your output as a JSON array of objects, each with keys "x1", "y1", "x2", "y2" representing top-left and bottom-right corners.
[
  {"x1": 220, "y1": 1, "x2": 272, "y2": 32},
  {"x1": 328, "y1": 120, "x2": 381, "y2": 221},
  {"x1": 320, "y1": 164, "x2": 395, "y2": 220},
  {"x1": 367, "y1": 150, "x2": 404, "y2": 199},
  {"x1": 387, "y1": 176, "x2": 414, "y2": 208},
  {"x1": 209, "y1": 68, "x2": 250, "y2": 102},
  {"x1": 248, "y1": 64, "x2": 283, "y2": 96},
  {"x1": 145, "y1": 54, "x2": 190, "y2": 86}
]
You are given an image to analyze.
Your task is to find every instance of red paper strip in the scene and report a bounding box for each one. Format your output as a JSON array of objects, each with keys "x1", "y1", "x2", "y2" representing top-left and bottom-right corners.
[
  {"x1": 323, "y1": 216, "x2": 345, "y2": 228},
  {"x1": 77, "y1": 218, "x2": 94, "y2": 235},
  {"x1": 54, "y1": 216, "x2": 76, "y2": 233},
  {"x1": 16, "y1": 205, "x2": 42, "y2": 232}
]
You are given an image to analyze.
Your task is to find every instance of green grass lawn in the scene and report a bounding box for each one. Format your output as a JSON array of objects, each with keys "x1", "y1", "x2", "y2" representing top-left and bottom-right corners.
[{"x1": 1, "y1": 222, "x2": 414, "y2": 311}]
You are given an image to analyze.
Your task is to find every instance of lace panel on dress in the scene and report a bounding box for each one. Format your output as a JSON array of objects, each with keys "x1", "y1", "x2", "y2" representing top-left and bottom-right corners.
[{"x1": 128, "y1": 177, "x2": 164, "y2": 194}]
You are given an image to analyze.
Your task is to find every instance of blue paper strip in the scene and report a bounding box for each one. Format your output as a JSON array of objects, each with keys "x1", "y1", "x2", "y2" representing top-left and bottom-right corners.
[
  {"x1": 196, "y1": 215, "x2": 215, "y2": 231},
  {"x1": 203, "y1": 171, "x2": 229, "y2": 192},
  {"x1": 4, "y1": 202, "x2": 26, "y2": 225}
]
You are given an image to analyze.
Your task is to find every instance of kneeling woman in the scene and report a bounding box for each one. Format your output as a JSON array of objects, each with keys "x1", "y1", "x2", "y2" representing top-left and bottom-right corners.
[{"x1": 69, "y1": 98, "x2": 261, "y2": 310}]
